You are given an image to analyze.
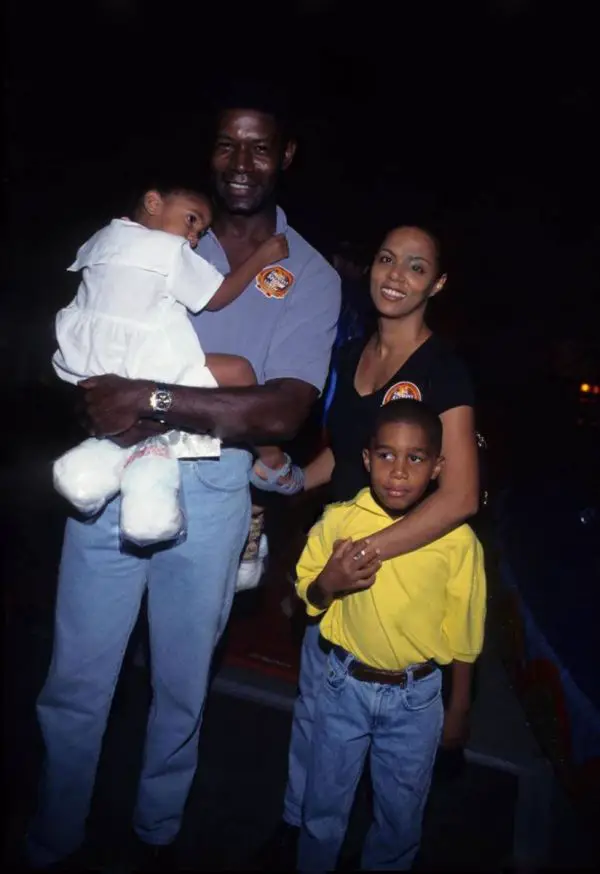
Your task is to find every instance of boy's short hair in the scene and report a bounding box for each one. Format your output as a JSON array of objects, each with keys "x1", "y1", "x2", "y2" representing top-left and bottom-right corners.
[{"x1": 370, "y1": 399, "x2": 443, "y2": 455}]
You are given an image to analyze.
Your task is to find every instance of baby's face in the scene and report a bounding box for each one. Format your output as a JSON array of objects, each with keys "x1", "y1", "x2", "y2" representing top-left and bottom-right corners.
[{"x1": 160, "y1": 194, "x2": 213, "y2": 248}]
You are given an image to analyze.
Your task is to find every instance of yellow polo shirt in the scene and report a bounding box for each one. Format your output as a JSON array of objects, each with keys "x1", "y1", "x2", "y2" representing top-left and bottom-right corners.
[{"x1": 296, "y1": 489, "x2": 486, "y2": 671}]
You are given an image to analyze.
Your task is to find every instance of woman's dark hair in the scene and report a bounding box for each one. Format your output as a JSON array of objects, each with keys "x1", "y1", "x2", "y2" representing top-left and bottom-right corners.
[{"x1": 375, "y1": 223, "x2": 446, "y2": 277}]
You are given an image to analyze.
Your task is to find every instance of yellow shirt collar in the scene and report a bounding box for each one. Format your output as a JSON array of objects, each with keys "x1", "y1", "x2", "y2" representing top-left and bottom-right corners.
[{"x1": 353, "y1": 488, "x2": 402, "y2": 520}]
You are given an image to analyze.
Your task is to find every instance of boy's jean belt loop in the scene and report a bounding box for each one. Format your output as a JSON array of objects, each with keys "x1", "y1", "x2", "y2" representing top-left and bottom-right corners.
[{"x1": 319, "y1": 635, "x2": 438, "y2": 688}]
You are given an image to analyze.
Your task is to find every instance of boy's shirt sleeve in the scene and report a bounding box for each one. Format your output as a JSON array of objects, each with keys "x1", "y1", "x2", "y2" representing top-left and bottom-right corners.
[
  {"x1": 441, "y1": 532, "x2": 487, "y2": 663},
  {"x1": 295, "y1": 505, "x2": 342, "y2": 617}
]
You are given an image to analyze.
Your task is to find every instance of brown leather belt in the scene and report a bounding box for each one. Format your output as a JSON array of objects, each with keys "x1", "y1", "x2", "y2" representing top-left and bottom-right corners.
[{"x1": 320, "y1": 637, "x2": 437, "y2": 688}]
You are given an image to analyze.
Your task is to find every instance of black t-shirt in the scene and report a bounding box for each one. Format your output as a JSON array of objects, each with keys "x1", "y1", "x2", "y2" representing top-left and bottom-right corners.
[{"x1": 327, "y1": 334, "x2": 475, "y2": 503}]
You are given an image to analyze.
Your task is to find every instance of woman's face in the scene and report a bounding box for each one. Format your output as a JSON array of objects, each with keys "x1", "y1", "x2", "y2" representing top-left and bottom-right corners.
[{"x1": 370, "y1": 226, "x2": 446, "y2": 319}]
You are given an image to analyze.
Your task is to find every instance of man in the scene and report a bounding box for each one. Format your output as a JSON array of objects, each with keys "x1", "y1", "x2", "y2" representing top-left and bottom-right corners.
[{"x1": 26, "y1": 86, "x2": 340, "y2": 871}]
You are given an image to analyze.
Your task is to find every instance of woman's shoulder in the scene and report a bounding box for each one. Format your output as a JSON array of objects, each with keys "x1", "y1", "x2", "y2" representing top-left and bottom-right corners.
[{"x1": 419, "y1": 334, "x2": 475, "y2": 413}]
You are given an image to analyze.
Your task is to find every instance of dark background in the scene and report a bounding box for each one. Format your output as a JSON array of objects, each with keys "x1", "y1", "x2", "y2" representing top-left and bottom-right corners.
[
  {"x1": 2, "y1": 8, "x2": 599, "y2": 865},
  {"x1": 3, "y1": 0, "x2": 599, "y2": 388}
]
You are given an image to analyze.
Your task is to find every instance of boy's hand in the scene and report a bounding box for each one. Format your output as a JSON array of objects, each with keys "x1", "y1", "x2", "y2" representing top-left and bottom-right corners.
[
  {"x1": 319, "y1": 539, "x2": 381, "y2": 597},
  {"x1": 258, "y1": 233, "x2": 289, "y2": 265},
  {"x1": 441, "y1": 705, "x2": 470, "y2": 749}
]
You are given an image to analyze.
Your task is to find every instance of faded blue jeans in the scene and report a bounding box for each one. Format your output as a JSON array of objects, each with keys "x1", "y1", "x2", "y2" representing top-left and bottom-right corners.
[
  {"x1": 298, "y1": 647, "x2": 444, "y2": 872},
  {"x1": 27, "y1": 450, "x2": 251, "y2": 868}
]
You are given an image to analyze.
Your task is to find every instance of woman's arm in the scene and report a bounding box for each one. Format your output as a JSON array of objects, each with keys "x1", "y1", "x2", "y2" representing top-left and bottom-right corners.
[
  {"x1": 303, "y1": 446, "x2": 335, "y2": 491},
  {"x1": 363, "y1": 406, "x2": 479, "y2": 561}
]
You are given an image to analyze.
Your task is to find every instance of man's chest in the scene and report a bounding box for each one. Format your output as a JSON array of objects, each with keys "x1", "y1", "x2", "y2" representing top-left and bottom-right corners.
[
  {"x1": 219, "y1": 238, "x2": 262, "y2": 272},
  {"x1": 190, "y1": 245, "x2": 299, "y2": 377}
]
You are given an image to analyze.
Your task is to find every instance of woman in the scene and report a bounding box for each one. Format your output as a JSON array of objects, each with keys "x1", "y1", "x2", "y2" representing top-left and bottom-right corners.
[{"x1": 254, "y1": 224, "x2": 480, "y2": 866}]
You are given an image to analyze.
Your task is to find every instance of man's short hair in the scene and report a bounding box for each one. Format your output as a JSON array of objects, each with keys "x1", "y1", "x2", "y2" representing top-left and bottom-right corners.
[
  {"x1": 210, "y1": 76, "x2": 295, "y2": 141},
  {"x1": 370, "y1": 399, "x2": 443, "y2": 455}
]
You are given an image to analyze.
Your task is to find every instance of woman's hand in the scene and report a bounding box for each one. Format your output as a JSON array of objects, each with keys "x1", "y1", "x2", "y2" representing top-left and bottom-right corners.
[
  {"x1": 308, "y1": 539, "x2": 381, "y2": 610},
  {"x1": 321, "y1": 538, "x2": 381, "y2": 596}
]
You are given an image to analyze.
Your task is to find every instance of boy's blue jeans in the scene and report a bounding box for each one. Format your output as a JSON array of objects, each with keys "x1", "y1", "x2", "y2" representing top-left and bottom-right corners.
[
  {"x1": 298, "y1": 647, "x2": 444, "y2": 873},
  {"x1": 26, "y1": 450, "x2": 251, "y2": 868},
  {"x1": 283, "y1": 621, "x2": 325, "y2": 826}
]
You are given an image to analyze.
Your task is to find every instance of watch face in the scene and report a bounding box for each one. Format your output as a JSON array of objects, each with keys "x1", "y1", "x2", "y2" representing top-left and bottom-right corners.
[{"x1": 152, "y1": 389, "x2": 172, "y2": 413}]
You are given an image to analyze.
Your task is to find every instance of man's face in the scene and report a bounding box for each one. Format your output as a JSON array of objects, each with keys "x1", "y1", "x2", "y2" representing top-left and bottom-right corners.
[
  {"x1": 363, "y1": 421, "x2": 442, "y2": 514},
  {"x1": 211, "y1": 109, "x2": 295, "y2": 216}
]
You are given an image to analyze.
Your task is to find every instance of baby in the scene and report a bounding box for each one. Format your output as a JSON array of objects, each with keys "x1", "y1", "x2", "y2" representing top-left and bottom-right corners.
[{"x1": 53, "y1": 183, "x2": 291, "y2": 546}]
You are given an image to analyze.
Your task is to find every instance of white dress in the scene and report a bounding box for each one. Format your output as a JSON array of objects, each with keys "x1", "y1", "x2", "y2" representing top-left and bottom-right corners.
[
  {"x1": 53, "y1": 218, "x2": 223, "y2": 459},
  {"x1": 52, "y1": 219, "x2": 226, "y2": 546}
]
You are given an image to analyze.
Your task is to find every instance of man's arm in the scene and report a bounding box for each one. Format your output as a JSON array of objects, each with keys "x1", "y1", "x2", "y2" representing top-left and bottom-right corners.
[
  {"x1": 79, "y1": 374, "x2": 317, "y2": 444},
  {"x1": 80, "y1": 250, "x2": 341, "y2": 446},
  {"x1": 358, "y1": 406, "x2": 479, "y2": 560},
  {"x1": 158, "y1": 377, "x2": 317, "y2": 442}
]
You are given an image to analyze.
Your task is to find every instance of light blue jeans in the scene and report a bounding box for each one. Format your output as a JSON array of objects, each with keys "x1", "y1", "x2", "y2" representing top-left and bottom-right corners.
[
  {"x1": 27, "y1": 450, "x2": 251, "y2": 868},
  {"x1": 298, "y1": 647, "x2": 444, "y2": 872}
]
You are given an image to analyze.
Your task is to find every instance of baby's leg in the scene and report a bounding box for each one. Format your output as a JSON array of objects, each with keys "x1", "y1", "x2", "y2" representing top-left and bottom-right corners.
[
  {"x1": 205, "y1": 352, "x2": 256, "y2": 387},
  {"x1": 120, "y1": 441, "x2": 183, "y2": 547},
  {"x1": 53, "y1": 438, "x2": 129, "y2": 515},
  {"x1": 205, "y1": 353, "x2": 286, "y2": 469}
]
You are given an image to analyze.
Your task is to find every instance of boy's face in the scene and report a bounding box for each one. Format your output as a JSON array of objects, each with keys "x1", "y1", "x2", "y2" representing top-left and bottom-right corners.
[
  {"x1": 363, "y1": 421, "x2": 443, "y2": 514},
  {"x1": 144, "y1": 192, "x2": 212, "y2": 248}
]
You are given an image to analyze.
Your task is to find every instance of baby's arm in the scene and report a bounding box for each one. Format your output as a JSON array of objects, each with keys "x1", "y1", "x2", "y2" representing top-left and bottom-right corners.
[{"x1": 205, "y1": 233, "x2": 289, "y2": 311}]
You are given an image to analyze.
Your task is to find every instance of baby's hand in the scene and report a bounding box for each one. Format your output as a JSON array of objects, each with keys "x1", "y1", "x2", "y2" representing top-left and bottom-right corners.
[{"x1": 258, "y1": 233, "x2": 289, "y2": 266}]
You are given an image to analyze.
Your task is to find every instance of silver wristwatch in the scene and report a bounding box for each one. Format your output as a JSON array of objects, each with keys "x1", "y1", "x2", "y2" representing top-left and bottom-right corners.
[{"x1": 148, "y1": 384, "x2": 173, "y2": 420}]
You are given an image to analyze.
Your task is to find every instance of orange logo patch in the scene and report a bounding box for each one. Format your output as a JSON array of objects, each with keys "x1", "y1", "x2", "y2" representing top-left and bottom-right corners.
[
  {"x1": 256, "y1": 265, "x2": 295, "y2": 299},
  {"x1": 382, "y1": 381, "x2": 422, "y2": 405}
]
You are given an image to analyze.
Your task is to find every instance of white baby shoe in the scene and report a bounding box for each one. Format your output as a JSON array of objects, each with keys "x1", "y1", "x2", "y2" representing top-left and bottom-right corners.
[{"x1": 53, "y1": 438, "x2": 128, "y2": 515}]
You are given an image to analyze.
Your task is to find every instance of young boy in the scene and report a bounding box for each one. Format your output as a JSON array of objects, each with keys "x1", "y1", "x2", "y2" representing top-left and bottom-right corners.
[
  {"x1": 52, "y1": 183, "x2": 294, "y2": 545},
  {"x1": 295, "y1": 399, "x2": 486, "y2": 871}
]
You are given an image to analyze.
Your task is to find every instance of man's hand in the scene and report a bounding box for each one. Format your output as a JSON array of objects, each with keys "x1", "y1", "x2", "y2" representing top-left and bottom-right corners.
[
  {"x1": 108, "y1": 419, "x2": 169, "y2": 448},
  {"x1": 79, "y1": 374, "x2": 151, "y2": 437},
  {"x1": 441, "y1": 705, "x2": 470, "y2": 749}
]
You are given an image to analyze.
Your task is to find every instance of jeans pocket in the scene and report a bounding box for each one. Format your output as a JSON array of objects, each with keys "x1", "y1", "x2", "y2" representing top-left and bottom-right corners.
[
  {"x1": 324, "y1": 651, "x2": 349, "y2": 695},
  {"x1": 191, "y1": 449, "x2": 252, "y2": 493},
  {"x1": 404, "y1": 669, "x2": 442, "y2": 712}
]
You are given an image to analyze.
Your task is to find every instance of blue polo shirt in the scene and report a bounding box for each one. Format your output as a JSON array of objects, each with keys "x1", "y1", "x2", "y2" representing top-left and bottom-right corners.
[{"x1": 190, "y1": 207, "x2": 341, "y2": 393}]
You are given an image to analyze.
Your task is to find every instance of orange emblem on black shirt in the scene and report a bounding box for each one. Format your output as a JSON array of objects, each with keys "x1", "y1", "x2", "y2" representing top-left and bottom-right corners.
[{"x1": 382, "y1": 381, "x2": 422, "y2": 405}]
